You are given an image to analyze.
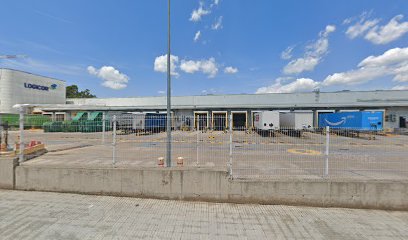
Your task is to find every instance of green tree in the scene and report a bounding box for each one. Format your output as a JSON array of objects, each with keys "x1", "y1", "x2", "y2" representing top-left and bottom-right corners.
[{"x1": 66, "y1": 85, "x2": 96, "y2": 98}]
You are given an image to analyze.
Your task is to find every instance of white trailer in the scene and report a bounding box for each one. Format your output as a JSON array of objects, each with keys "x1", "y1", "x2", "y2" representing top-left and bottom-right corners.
[
  {"x1": 130, "y1": 113, "x2": 146, "y2": 131},
  {"x1": 279, "y1": 112, "x2": 314, "y2": 137},
  {"x1": 279, "y1": 112, "x2": 313, "y2": 130},
  {"x1": 253, "y1": 111, "x2": 280, "y2": 131}
]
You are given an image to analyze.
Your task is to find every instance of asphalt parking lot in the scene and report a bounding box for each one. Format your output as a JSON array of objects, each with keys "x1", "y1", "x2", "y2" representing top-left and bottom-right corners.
[{"x1": 8, "y1": 129, "x2": 408, "y2": 180}]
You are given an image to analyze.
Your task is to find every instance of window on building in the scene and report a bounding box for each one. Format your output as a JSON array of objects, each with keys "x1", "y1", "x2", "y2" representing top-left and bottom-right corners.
[{"x1": 55, "y1": 114, "x2": 65, "y2": 122}]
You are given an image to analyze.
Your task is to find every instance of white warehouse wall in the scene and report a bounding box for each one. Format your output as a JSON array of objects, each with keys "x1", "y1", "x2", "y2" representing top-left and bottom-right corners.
[{"x1": 0, "y1": 69, "x2": 66, "y2": 114}]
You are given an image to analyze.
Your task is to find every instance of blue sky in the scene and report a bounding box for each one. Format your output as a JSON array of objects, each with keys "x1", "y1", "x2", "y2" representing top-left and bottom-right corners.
[{"x1": 0, "y1": 0, "x2": 408, "y2": 97}]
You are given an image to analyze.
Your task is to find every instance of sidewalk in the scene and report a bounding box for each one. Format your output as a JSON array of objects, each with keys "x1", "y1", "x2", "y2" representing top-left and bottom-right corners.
[{"x1": 0, "y1": 190, "x2": 407, "y2": 240}]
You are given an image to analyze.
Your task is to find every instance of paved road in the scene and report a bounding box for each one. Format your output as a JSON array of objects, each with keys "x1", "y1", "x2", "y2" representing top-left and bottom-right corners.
[{"x1": 0, "y1": 190, "x2": 407, "y2": 239}]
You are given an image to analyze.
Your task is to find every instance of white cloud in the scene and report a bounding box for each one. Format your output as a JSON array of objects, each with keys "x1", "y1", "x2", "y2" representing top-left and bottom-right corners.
[
  {"x1": 180, "y1": 60, "x2": 201, "y2": 73},
  {"x1": 344, "y1": 13, "x2": 408, "y2": 44},
  {"x1": 283, "y1": 25, "x2": 335, "y2": 75},
  {"x1": 158, "y1": 90, "x2": 165, "y2": 95},
  {"x1": 323, "y1": 47, "x2": 408, "y2": 86},
  {"x1": 199, "y1": 58, "x2": 218, "y2": 77},
  {"x1": 194, "y1": 30, "x2": 201, "y2": 42},
  {"x1": 283, "y1": 57, "x2": 320, "y2": 75},
  {"x1": 365, "y1": 15, "x2": 408, "y2": 44},
  {"x1": 392, "y1": 85, "x2": 408, "y2": 90},
  {"x1": 281, "y1": 46, "x2": 294, "y2": 60},
  {"x1": 210, "y1": 0, "x2": 221, "y2": 8},
  {"x1": 322, "y1": 67, "x2": 388, "y2": 86},
  {"x1": 154, "y1": 54, "x2": 179, "y2": 76},
  {"x1": 180, "y1": 57, "x2": 218, "y2": 78},
  {"x1": 358, "y1": 47, "x2": 408, "y2": 67},
  {"x1": 190, "y1": 4, "x2": 211, "y2": 22},
  {"x1": 391, "y1": 85, "x2": 408, "y2": 90},
  {"x1": 393, "y1": 61, "x2": 408, "y2": 82},
  {"x1": 224, "y1": 66, "x2": 238, "y2": 74},
  {"x1": 343, "y1": 11, "x2": 373, "y2": 26},
  {"x1": 261, "y1": 47, "x2": 408, "y2": 91},
  {"x1": 256, "y1": 78, "x2": 319, "y2": 94},
  {"x1": 343, "y1": 18, "x2": 353, "y2": 25},
  {"x1": 201, "y1": 88, "x2": 218, "y2": 95},
  {"x1": 346, "y1": 19, "x2": 380, "y2": 39},
  {"x1": 87, "y1": 66, "x2": 129, "y2": 90},
  {"x1": 322, "y1": 25, "x2": 336, "y2": 37},
  {"x1": 211, "y1": 16, "x2": 223, "y2": 30}
]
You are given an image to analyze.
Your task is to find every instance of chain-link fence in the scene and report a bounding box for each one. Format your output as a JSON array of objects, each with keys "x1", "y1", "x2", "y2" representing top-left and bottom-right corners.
[{"x1": 5, "y1": 113, "x2": 408, "y2": 180}]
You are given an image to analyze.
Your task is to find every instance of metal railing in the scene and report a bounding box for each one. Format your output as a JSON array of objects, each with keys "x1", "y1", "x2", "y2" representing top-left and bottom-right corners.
[{"x1": 4, "y1": 113, "x2": 407, "y2": 180}]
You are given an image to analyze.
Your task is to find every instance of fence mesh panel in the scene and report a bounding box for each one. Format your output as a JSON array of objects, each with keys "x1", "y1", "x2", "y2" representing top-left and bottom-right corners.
[{"x1": 7, "y1": 113, "x2": 407, "y2": 180}]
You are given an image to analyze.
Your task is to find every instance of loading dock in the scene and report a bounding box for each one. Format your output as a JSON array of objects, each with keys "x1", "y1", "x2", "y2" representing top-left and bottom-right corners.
[
  {"x1": 212, "y1": 111, "x2": 227, "y2": 131},
  {"x1": 232, "y1": 111, "x2": 247, "y2": 130},
  {"x1": 400, "y1": 117, "x2": 407, "y2": 128},
  {"x1": 194, "y1": 112, "x2": 208, "y2": 130}
]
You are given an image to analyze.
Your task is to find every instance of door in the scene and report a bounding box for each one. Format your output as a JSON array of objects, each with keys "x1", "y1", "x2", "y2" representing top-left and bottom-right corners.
[
  {"x1": 400, "y1": 117, "x2": 407, "y2": 128},
  {"x1": 213, "y1": 113, "x2": 227, "y2": 131},
  {"x1": 232, "y1": 113, "x2": 247, "y2": 130},
  {"x1": 195, "y1": 113, "x2": 208, "y2": 130}
]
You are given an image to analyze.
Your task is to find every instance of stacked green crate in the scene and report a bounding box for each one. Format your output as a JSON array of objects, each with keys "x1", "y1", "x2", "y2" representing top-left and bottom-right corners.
[
  {"x1": 81, "y1": 112, "x2": 102, "y2": 132},
  {"x1": 0, "y1": 114, "x2": 19, "y2": 129},
  {"x1": 25, "y1": 115, "x2": 51, "y2": 129},
  {"x1": 43, "y1": 122, "x2": 52, "y2": 132},
  {"x1": 41, "y1": 112, "x2": 110, "y2": 132},
  {"x1": 0, "y1": 114, "x2": 50, "y2": 130},
  {"x1": 72, "y1": 112, "x2": 88, "y2": 132},
  {"x1": 43, "y1": 121, "x2": 63, "y2": 132}
]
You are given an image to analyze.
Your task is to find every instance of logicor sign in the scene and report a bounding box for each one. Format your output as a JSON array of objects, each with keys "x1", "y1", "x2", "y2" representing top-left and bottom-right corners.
[{"x1": 24, "y1": 83, "x2": 50, "y2": 91}]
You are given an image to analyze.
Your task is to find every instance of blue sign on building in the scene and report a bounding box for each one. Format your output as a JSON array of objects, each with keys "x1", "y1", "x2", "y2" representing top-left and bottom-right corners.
[{"x1": 318, "y1": 111, "x2": 383, "y2": 131}]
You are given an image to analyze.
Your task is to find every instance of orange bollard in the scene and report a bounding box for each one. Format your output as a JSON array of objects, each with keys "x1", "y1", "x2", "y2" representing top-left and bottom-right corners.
[
  {"x1": 177, "y1": 157, "x2": 184, "y2": 166},
  {"x1": 158, "y1": 157, "x2": 164, "y2": 167}
]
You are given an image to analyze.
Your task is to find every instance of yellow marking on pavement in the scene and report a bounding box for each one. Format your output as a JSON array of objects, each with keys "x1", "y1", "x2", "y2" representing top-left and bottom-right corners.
[{"x1": 287, "y1": 148, "x2": 322, "y2": 156}]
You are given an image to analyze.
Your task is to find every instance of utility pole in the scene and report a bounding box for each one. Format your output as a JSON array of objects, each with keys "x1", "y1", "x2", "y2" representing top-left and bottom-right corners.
[{"x1": 166, "y1": 0, "x2": 172, "y2": 167}]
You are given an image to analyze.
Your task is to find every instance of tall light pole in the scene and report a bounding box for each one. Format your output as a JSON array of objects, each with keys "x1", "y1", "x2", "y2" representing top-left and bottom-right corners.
[{"x1": 166, "y1": 0, "x2": 172, "y2": 167}]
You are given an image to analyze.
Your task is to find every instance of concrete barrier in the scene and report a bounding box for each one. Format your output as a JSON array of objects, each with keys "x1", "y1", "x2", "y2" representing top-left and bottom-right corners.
[
  {"x1": 0, "y1": 157, "x2": 18, "y2": 189},
  {"x1": 15, "y1": 165, "x2": 408, "y2": 210}
]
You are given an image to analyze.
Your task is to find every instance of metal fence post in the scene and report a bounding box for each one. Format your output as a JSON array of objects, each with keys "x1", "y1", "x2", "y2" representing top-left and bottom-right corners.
[
  {"x1": 196, "y1": 118, "x2": 199, "y2": 166},
  {"x1": 0, "y1": 114, "x2": 2, "y2": 146},
  {"x1": 102, "y1": 112, "x2": 106, "y2": 144},
  {"x1": 19, "y1": 108, "x2": 25, "y2": 163},
  {"x1": 228, "y1": 114, "x2": 233, "y2": 178},
  {"x1": 324, "y1": 126, "x2": 330, "y2": 176},
  {"x1": 112, "y1": 115, "x2": 117, "y2": 166}
]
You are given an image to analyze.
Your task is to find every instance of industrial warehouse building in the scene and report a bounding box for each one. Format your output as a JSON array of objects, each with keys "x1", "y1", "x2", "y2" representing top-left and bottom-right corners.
[
  {"x1": 0, "y1": 68, "x2": 66, "y2": 114},
  {"x1": 1, "y1": 68, "x2": 408, "y2": 130}
]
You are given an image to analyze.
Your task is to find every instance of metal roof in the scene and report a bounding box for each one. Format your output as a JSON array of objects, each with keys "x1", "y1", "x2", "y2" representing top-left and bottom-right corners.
[{"x1": 37, "y1": 90, "x2": 408, "y2": 111}]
